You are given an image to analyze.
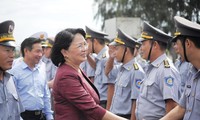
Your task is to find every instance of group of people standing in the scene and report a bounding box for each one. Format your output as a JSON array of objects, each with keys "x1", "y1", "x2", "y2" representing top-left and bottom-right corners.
[
  {"x1": 0, "y1": 15, "x2": 200, "y2": 120},
  {"x1": 0, "y1": 21, "x2": 56, "y2": 120}
]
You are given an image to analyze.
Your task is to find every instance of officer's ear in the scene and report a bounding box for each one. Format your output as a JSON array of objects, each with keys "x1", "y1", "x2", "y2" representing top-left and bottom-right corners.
[
  {"x1": 93, "y1": 38, "x2": 100, "y2": 45},
  {"x1": 133, "y1": 47, "x2": 138, "y2": 57},
  {"x1": 153, "y1": 41, "x2": 159, "y2": 49},
  {"x1": 185, "y1": 38, "x2": 193, "y2": 49}
]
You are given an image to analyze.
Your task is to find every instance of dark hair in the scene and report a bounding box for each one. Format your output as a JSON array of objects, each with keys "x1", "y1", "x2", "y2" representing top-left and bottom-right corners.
[
  {"x1": 92, "y1": 37, "x2": 105, "y2": 45},
  {"x1": 127, "y1": 46, "x2": 135, "y2": 55},
  {"x1": 187, "y1": 36, "x2": 200, "y2": 48},
  {"x1": 51, "y1": 28, "x2": 86, "y2": 67},
  {"x1": 175, "y1": 35, "x2": 185, "y2": 45},
  {"x1": 156, "y1": 41, "x2": 167, "y2": 51},
  {"x1": 20, "y1": 37, "x2": 41, "y2": 57},
  {"x1": 176, "y1": 35, "x2": 200, "y2": 48}
]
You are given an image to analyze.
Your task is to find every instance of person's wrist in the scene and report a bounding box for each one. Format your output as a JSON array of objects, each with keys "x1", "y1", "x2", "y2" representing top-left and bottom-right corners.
[
  {"x1": 87, "y1": 53, "x2": 92, "y2": 57},
  {"x1": 109, "y1": 57, "x2": 115, "y2": 61}
]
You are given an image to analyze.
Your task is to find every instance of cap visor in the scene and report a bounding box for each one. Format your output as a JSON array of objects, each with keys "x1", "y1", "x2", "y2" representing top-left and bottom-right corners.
[
  {"x1": 137, "y1": 38, "x2": 146, "y2": 43},
  {"x1": 42, "y1": 44, "x2": 48, "y2": 47},
  {"x1": 171, "y1": 36, "x2": 178, "y2": 42},
  {"x1": 109, "y1": 41, "x2": 120, "y2": 46},
  {"x1": 0, "y1": 41, "x2": 16, "y2": 47}
]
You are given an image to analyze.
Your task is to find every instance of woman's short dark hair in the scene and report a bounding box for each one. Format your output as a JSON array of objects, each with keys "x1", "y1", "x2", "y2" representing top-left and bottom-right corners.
[
  {"x1": 21, "y1": 37, "x2": 41, "y2": 57},
  {"x1": 51, "y1": 28, "x2": 86, "y2": 67}
]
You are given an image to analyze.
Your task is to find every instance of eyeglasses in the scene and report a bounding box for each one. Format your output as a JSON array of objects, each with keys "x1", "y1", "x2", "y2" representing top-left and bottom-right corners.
[{"x1": 74, "y1": 41, "x2": 88, "y2": 51}]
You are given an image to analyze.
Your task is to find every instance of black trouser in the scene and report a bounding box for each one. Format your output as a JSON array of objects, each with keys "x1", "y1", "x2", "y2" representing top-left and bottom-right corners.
[
  {"x1": 117, "y1": 114, "x2": 131, "y2": 119},
  {"x1": 20, "y1": 110, "x2": 46, "y2": 120},
  {"x1": 100, "y1": 100, "x2": 107, "y2": 109}
]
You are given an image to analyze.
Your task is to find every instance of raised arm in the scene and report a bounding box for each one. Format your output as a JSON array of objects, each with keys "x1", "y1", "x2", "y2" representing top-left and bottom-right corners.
[
  {"x1": 104, "y1": 45, "x2": 116, "y2": 76},
  {"x1": 87, "y1": 54, "x2": 96, "y2": 69}
]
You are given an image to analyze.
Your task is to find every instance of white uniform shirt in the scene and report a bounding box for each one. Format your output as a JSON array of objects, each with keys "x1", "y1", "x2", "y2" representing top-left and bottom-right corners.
[{"x1": 136, "y1": 54, "x2": 181, "y2": 120}]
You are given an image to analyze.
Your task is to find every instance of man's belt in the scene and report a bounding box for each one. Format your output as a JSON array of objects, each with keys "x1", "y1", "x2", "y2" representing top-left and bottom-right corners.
[
  {"x1": 24, "y1": 110, "x2": 42, "y2": 115},
  {"x1": 116, "y1": 114, "x2": 131, "y2": 119}
]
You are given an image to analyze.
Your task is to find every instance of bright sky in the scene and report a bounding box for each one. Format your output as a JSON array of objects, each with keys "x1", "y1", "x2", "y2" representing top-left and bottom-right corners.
[{"x1": 0, "y1": 0, "x2": 101, "y2": 46}]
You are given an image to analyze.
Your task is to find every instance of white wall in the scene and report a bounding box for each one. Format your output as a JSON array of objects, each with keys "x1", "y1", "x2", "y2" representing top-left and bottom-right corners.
[{"x1": 104, "y1": 17, "x2": 142, "y2": 39}]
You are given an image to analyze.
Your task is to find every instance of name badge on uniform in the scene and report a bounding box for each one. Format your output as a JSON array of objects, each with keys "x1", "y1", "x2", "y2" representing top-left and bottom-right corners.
[{"x1": 165, "y1": 76, "x2": 174, "y2": 87}]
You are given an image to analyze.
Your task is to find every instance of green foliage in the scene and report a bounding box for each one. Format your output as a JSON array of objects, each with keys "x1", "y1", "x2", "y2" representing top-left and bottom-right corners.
[{"x1": 93, "y1": 0, "x2": 200, "y2": 34}]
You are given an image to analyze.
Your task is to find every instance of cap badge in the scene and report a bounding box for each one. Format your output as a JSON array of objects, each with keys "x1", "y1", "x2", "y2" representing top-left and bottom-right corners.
[
  {"x1": 174, "y1": 31, "x2": 181, "y2": 36},
  {"x1": 141, "y1": 32, "x2": 153, "y2": 39},
  {"x1": 40, "y1": 34, "x2": 44, "y2": 39},
  {"x1": 8, "y1": 25, "x2": 14, "y2": 34}
]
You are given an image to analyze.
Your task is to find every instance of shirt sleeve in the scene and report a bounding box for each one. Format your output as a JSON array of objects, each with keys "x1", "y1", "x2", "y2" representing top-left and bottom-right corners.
[
  {"x1": 131, "y1": 70, "x2": 144, "y2": 100},
  {"x1": 51, "y1": 65, "x2": 57, "y2": 80},
  {"x1": 43, "y1": 79, "x2": 54, "y2": 120},
  {"x1": 159, "y1": 68, "x2": 180, "y2": 103},
  {"x1": 58, "y1": 74, "x2": 106, "y2": 120}
]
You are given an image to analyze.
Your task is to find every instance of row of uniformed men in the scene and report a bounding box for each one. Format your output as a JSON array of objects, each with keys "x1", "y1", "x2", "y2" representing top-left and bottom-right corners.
[
  {"x1": 0, "y1": 15, "x2": 199, "y2": 120},
  {"x1": 81, "y1": 16, "x2": 200, "y2": 120}
]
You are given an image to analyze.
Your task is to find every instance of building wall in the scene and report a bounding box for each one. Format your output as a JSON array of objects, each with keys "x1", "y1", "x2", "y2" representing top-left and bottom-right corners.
[{"x1": 104, "y1": 17, "x2": 142, "y2": 39}]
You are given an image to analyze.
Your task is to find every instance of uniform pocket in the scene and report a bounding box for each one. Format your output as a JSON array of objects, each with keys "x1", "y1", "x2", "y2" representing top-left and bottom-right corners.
[
  {"x1": 95, "y1": 67, "x2": 101, "y2": 75},
  {"x1": 0, "y1": 97, "x2": 3, "y2": 104},
  {"x1": 11, "y1": 93, "x2": 19, "y2": 101},
  {"x1": 195, "y1": 84, "x2": 200, "y2": 101},
  {"x1": 0, "y1": 97, "x2": 3, "y2": 119},
  {"x1": 196, "y1": 93, "x2": 200, "y2": 100},
  {"x1": 141, "y1": 80, "x2": 154, "y2": 98},
  {"x1": 9, "y1": 93, "x2": 23, "y2": 119},
  {"x1": 194, "y1": 88, "x2": 200, "y2": 115},
  {"x1": 37, "y1": 91, "x2": 44, "y2": 98},
  {"x1": 95, "y1": 68, "x2": 102, "y2": 83},
  {"x1": 116, "y1": 78, "x2": 129, "y2": 96},
  {"x1": 8, "y1": 93, "x2": 20, "y2": 113}
]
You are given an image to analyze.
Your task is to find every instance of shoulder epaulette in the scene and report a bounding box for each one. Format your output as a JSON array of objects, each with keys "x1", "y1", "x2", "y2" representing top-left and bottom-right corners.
[
  {"x1": 133, "y1": 63, "x2": 139, "y2": 70},
  {"x1": 102, "y1": 52, "x2": 106, "y2": 58},
  {"x1": 163, "y1": 59, "x2": 170, "y2": 68}
]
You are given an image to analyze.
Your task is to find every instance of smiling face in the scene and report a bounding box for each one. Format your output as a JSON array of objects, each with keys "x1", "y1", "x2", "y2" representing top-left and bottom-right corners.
[
  {"x1": 173, "y1": 37, "x2": 185, "y2": 60},
  {"x1": 63, "y1": 33, "x2": 88, "y2": 65},
  {"x1": 24, "y1": 43, "x2": 43, "y2": 65},
  {"x1": 0, "y1": 45, "x2": 15, "y2": 71},
  {"x1": 173, "y1": 42, "x2": 179, "y2": 54},
  {"x1": 139, "y1": 40, "x2": 151, "y2": 60},
  {"x1": 173, "y1": 39, "x2": 183, "y2": 54}
]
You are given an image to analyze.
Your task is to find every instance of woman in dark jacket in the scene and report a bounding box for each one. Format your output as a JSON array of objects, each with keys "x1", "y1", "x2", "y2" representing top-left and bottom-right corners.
[{"x1": 51, "y1": 28, "x2": 126, "y2": 120}]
